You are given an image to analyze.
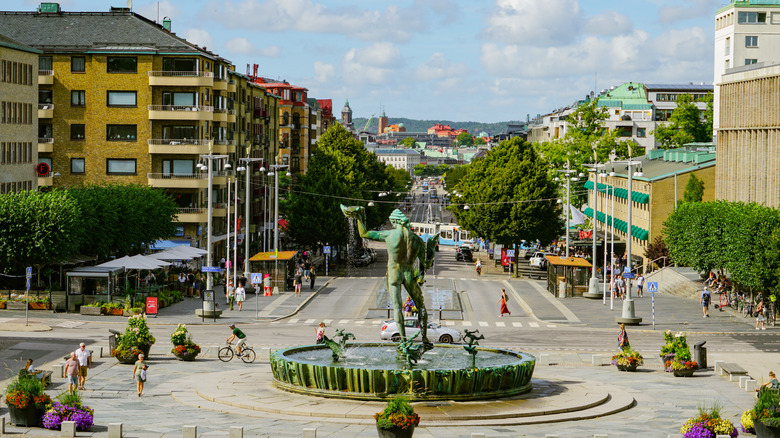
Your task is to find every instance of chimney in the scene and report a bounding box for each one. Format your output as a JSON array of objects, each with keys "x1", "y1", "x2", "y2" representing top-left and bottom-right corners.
[{"x1": 163, "y1": 17, "x2": 171, "y2": 31}]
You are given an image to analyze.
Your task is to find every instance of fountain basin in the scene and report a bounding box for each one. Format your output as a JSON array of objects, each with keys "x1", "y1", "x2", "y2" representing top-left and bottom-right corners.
[{"x1": 270, "y1": 343, "x2": 535, "y2": 401}]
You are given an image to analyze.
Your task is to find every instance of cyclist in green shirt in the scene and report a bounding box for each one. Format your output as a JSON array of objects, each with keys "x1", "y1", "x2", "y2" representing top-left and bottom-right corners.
[{"x1": 226, "y1": 324, "x2": 247, "y2": 357}]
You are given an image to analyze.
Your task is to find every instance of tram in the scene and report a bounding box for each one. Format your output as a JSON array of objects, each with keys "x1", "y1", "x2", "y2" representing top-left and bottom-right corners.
[{"x1": 410, "y1": 222, "x2": 471, "y2": 246}]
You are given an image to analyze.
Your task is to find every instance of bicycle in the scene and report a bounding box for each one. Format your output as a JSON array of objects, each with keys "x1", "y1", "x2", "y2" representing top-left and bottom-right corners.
[{"x1": 218, "y1": 342, "x2": 256, "y2": 363}]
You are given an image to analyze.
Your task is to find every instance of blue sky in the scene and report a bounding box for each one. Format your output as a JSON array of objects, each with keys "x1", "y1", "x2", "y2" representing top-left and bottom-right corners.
[{"x1": 9, "y1": 0, "x2": 721, "y2": 122}]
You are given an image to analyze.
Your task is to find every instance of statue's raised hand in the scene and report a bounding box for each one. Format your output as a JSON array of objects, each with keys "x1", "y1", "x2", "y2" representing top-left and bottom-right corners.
[{"x1": 340, "y1": 204, "x2": 365, "y2": 218}]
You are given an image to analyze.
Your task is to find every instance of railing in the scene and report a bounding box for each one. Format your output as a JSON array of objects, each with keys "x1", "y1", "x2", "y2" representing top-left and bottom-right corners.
[
  {"x1": 38, "y1": 103, "x2": 54, "y2": 110},
  {"x1": 227, "y1": 109, "x2": 236, "y2": 116},
  {"x1": 148, "y1": 71, "x2": 213, "y2": 78},
  {"x1": 214, "y1": 75, "x2": 227, "y2": 81},
  {"x1": 177, "y1": 207, "x2": 205, "y2": 215},
  {"x1": 147, "y1": 139, "x2": 213, "y2": 146},
  {"x1": 214, "y1": 108, "x2": 226, "y2": 113},
  {"x1": 147, "y1": 105, "x2": 213, "y2": 112},
  {"x1": 146, "y1": 173, "x2": 204, "y2": 180},
  {"x1": 214, "y1": 139, "x2": 235, "y2": 146},
  {"x1": 644, "y1": 256, "x2": 669, "y2": 274},
  {"x1": 38, "y1": 137, "x2": 54, "y2": 144},
  {"x1": 38, "y1": 70, "x2": 53, "y2": 76}
]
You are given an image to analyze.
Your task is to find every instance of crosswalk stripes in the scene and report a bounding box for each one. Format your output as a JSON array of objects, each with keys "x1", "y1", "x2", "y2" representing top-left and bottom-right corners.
[
  {"x1": 462, "y1": 321, "x2": 472, "y2": 326},
  {"x1": 371, "y1": 320, "x2": 382, "y2": 325},
  {"x1": 268, "y1": 318, "x2": 559, "y2": 329},
  {"x1": 54, "y1": 320, "x2": 85, "y2": 328},
  {"x1": 355, "y1": 320, "x2": 365, "y2": 324},
  {"x1": 288, "y1": 318, "x2": 299, "y2": 324},
  {"x1": 322, "y1": 319, "x2": 332, "y2": 324},
  {"x1": 495, "y1": 321, "x2": 505, "y2": 327},
  {"x1": 444, "y1": 321, "x2": 455, "y2": 326},
  {"x1": 305, "y1": 319, "x2": 315, "y2": 324},
  {"x1": 338, "y1": 319, "x2": 349, "y2": 324},
  {"x1": 512, "y1": 322, "x2": 522, "y2": 328},
  {"x1": 528, "y1": 322, "x2": 539, "y2": 328},
  {"x1": 479, "y1": 321, "x2": 489, "y2": 327}
]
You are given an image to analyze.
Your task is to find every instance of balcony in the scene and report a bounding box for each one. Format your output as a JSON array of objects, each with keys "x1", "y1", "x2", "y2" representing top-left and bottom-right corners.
[
  {"x1": 38, "y1": 70, "x2": 53, "y2": 85},
  {"x1": 38, "y1": 171, "x2": 54, "y2": 187},
  {"x1": 148, "y1": 105, "x2": 213, "y2": 121},
  {"x1": 147, "y1": 138, "x2": 213, "y2": 155},
  {"x1": 213, "y1": 76, "x2": 228, "y2": 91},
  {"x1": 212, "y1": 202, "x2": 235, "y2": 218},
  {"x1": 148, "y1": 71, "x2": 213, "y2": 87},
  {"x1": 147, "y1": 173, "x2": 208, "y2": 189},
  {"x1": 227, "y1": 109, "x2": 236, "y2": 123},
  {"x1": 175, "y1": 207, "x2": 207, "y2": 223},
  {"x1": 213, "y1": 108, "x2": 228, "y2": 123},
  {"x1": 38, "y1": 137, "x2": 54, "y2": 153},
  {"x1": 213, "y1": 139, "x2": 236, "y2": 154},
  {"x1": 38, "y1": 103, "x2": 53, "y2": 119},
  {"x1": 227, "y1": 80, "x2": 237, "y2": 93}
]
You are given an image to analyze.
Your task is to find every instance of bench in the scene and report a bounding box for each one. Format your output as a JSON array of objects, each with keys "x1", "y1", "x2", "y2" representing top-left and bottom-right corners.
[{"x1": 721, "y1": 363, "x2": 749, "y2": 382}]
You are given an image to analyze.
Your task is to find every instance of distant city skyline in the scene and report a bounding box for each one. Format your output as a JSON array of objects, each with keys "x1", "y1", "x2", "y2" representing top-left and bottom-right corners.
[{"x1": 6, "y1": 0, "x2": 719, "y2": 122}]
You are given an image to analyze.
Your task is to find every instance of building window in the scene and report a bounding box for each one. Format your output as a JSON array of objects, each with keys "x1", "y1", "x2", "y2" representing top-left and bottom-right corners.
[
  {"x1": 71, "y1": 158, "x2": 85, "y2": 174},
  {"x1": 106, "y1": 159, "x2": 136, "y2": 175},
  {"x1": 637, "y1": 128, "x2": 646, "y2": 138},
  {"x1": 746, "y1": 36, "x2": 759, "y2": 47},
  {"x1": 161, "y1": 159, "x2": 194, "y2": 176},
  {"x1": 39, "y1": 89, "x2": 53, "y2": 104},
  {"x1": 70, "y1": 124, "x2": 85, "y2": 140},
  {"x1": 725, "y1": 37, "x2": 731, "y2": 55},
  {"x1": 71, "y1": 90, "x2": 85, "y2": 106},
  {"x1": 655, "y1": 109, "x2": 674, "y2": 121},
  {"x1": 162, "y1": 125, "x2": 197, "y2": 140},
  {"x1": 38, "y1": 56, "x2": 52, "y2": 71},
  {"x1": 162, "y1": 92, "x2": 195, "y2": 106},
  {"x1": 745, "y1": 58, "x2": 758, "y2": 65},
  {"x1": 738, "y1": 11, "x2": 766, "y2": 24},
  {"x1": 38, "y1": 123, "x2": 53, "y2": 139},
  {"x1": 107, "y1": 57, "x2": 137, "y2": 73},
  {"x1": 71, "y1": 56, "x2": 85, "y2": 73},
  {"x1": 106, "y1": 124, "x2": 137, "y2": 141},
  {"x1": 162, "y1": 58, "x2": 195, "y2": 72},
  {"x1": 107, "y1": 91, "x2": 137, "y2": 107}
]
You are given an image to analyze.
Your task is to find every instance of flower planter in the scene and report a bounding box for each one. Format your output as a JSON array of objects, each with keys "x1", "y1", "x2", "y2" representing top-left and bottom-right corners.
[
  {"x1": 80, "y1": 306, "x2": 104, "y2": 316},
  {"x1": 377, "y1": 425, "x2": 415, "y2": 438},
  {"x1": 616, "y1": 363, "x2": 638, "y2": 372},
  {"x1": 7, "y1": 301, "x2": 28, "y2": 310},
  {"x1": 0, "y1": 301, "x2": 6, "y2": 309},
  {"x1": 673, "y1": 368, "x2": 696, "y2": 377},
  {"x1": 114, "y1": 344, "x2": 152, "y2": 364},
  {"x1": 8, "y1": 404, "x2": 44, "y2": 427},
  {"x1": 107, "y1": 308, "x2": 124, "y2": 316},
  {"x1": 29, "y1": 302, "x2": 51, "y2": 310},
  {"x1": 123, "y1": 309, "x2": 142, "y2": 317},
  {"x1": 174, "y1": 350, "x2": 199, "y2": 361},
  {"x1": 756, "y1": 419, "x2": 780, "y2": 438}
]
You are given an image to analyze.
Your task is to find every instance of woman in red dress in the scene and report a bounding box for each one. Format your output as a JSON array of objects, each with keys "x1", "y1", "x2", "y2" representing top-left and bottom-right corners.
[{"x1": 498, "y1": 289, "x2": 511, "y2": 317}]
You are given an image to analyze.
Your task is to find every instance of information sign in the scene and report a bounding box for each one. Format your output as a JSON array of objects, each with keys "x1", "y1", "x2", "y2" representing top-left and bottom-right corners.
[
  {"x1": 202, "y1": 266, "x2": 221, "y2": 273},
  {"x1": 251, "y1": 272, "x2": 263, "y2": 284},
  {"x1": 648, "y1": 282, "x2": 659, "y2": 293},
  {"x1": 145, "y1": 296, "x2": 158, "y2": 316},
  {"x1": 323, "y1": 246, "x2": 331, "y2": 254}
]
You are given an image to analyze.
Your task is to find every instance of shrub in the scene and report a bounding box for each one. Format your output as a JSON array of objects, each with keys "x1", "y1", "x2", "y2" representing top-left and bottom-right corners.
[{"x1": 374, "y1": 397, "x2": 420, "y2": 430}]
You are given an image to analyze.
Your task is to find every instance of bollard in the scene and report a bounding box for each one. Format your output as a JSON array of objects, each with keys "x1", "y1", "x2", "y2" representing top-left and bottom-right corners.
[
  {"x1": 591, "y1": 354, "x2": 601, "y2": 366},
  {"x1": 539, "y1": 353, "x2": 549, "y2": 366},
  {"x1": 740, "y1": 376, "x2": 750, "y2": 389},
  {"x1": 229, "y1": 426, "x2": 243, "y2": 438},
  {"x1": 53, "y1": 364, "x2": 64, "y2": 378},
  {"x1": 714, "y1": 360, "x2": 725, "y2": 375},
  {"x1": 98, "y1": 346, "x2": 104, "y2": 358},
  {"x1": 303, "y1": 428, "x2": 317, "y2": 438},
  {"x1": 1, "y1": 417, "x2": 5, "y2": 434},
  {"x1": 61, "y1": 420, "x2": 76, "y2": 437},
  {"x1": 108, "y1": 423, "x2": 123, "y2": 438},
  {"x1": 746, "y1": 379, "x2": 757, "y2": 392},
  {"x1": 182, "y1": 425, "x2": 197, "y2": 438}
]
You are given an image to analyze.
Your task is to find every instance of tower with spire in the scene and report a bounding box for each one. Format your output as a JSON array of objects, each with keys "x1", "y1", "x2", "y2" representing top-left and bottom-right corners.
[{"x1": 341, "y1": 99, "x2": 354, "y2": 132}]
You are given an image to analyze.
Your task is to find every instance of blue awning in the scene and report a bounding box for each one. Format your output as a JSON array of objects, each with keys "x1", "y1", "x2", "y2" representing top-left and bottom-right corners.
[{"x1": 149, "y1": 240, "x2": 191, "y2": 250}]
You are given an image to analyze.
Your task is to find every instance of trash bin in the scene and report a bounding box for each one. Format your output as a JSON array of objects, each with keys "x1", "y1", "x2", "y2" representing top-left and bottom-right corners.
[
  {"x1": 694, "y1": 340, "x2": 707, "y2": 369},
  {"x1": 108, "y1": 329, "x2": 121, "y2": 354}
]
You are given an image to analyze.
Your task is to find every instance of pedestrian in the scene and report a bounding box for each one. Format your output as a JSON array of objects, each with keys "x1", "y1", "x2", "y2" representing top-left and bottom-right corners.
[
  {"x1": 65, "y1": 352, "x2": 80, "y2": 394},
  {"x1": 618, "y1": 323, "x2": 629, "y2": 350},
  {"x1": 498, "y1": 289, "x2": 511, "y2": 317},
  {"x1": 235, "y1": 281, "x2": 246, "y2": 311},
  {"x1": 636, "y1": 274, "x2": 645, "y2": 298},
  {"x1": 264, "y1": 273, "x2": 272, "y2": 296},
  {"x1": 701, "y1": 286, "x2": 711, "y2": 318},
  {"x1": 74, "y1": 342, "x2": 91, "y2": 390},
  {"x1": 309, "y1": 267, "x2": 316, "y2": 290},
  {"x1": 304, "y1": 256, "x2": 312, "y2": 281},
  {"x1": 193, "y1": 276, "x2": 200, "y2": 300},
  {"x1": 187, "y1": 271, "x2": 195, "y2": 297},
  {"x1": 756, "y1": 300, "x2": 766, "y2": 330},
  {"x1": 178, "y1": 272, "x2": 187, "y2": 293},
  {"x1": 404, "y1": 296, "x2": 415, "y2": 317},
  {"x1": 132, "y1": 353, "x2": 148, "y2": 397},
  {"x1": 758, "y1": 371, "x2": 779, "y2": 395},
  {"x1": 315, "y1": 322, "x2": 326, "y2": 344},
  {"x1": 615, "y1": 275, "x2": 625, "y2": 300},
  {"x1": 294, "y1": 266, "x2": 303, "y2": 297},
  {"x1": 23, "y1": 358, "x2": 46, "y2": 384},
  {"x1": 226, "y1": 279, "x2": 235, "y2": 310}
]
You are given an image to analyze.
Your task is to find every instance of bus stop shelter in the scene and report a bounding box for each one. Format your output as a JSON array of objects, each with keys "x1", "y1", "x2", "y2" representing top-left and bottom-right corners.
[
  {"x1": 248, "y1": 251, "x2": 299, "y2": 292},
  {"x1": 63, "y1": 266, "x2": 125, "y2": 312},
  {"x1": 545, "y1": 256, "x2": 592, "y2": 298}
]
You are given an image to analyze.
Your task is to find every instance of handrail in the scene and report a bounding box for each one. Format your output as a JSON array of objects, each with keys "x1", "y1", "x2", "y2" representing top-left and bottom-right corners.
[
  {"x1": 148, "y1": 71, "x2": 213, "y2": 78},
  {"x1": 177, "y1": 207, "x2": 205, "y2": 214}
]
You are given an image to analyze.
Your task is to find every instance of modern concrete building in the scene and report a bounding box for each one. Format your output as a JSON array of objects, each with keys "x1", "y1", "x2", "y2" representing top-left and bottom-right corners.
[
  {"x1": 374, "y1": 148, "x2": 421, "y2": 176},
  {"x1": 0, "y1": 34, "x2": 40, "y2": 194},
  {"x1": 717, "y1": 63, "x2": 780, "y2": 207},
  {"x1": 583, "y1": 145, "x2": 716, "y2": 265}
]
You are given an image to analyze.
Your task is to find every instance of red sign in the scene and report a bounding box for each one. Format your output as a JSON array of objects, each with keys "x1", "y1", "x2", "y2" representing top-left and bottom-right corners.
[
  {"x1": 501, "y1": 248, "x2": 511, "y2": 267},
  {"x1": 145, "y1": 297, "x2": 158, "y2": 315},
  {"x1": 36, "y1": 162, "x2": 50, "y2": 176}
]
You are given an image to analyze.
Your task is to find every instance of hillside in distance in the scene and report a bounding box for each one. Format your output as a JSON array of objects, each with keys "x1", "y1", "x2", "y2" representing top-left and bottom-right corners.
[{"x1": 352, "y1": 117, "x2": 524, "y2": 136}]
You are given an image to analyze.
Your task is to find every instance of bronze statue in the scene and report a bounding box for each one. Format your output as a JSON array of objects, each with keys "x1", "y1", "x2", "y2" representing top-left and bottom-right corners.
[
  {"x1": 463, "y1": 329, "x2": 485, "y2": 368},
  {"x1": 341, "y1": 206, "x2": 438, "y2": 348},
  {"x1": 322, "y1": 328, "x2": 356, "y2": 361}
]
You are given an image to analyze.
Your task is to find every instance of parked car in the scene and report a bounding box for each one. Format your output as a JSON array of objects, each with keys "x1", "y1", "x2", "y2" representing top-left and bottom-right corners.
[
  {"x1": 380, "y1": 317, "x2": 462, "y2": 343},
  {"x1": 349, "y1": 250, "x2": 372, "y2": 267},
  {"x1": 529, "y1": 251, "x2": 552, "y2": 273},
  {"x1": 461, "y1": 240, "x2": 478, "y2": 251},
  {"x1": 456, "y1": 246, "x2": 473, "y2": 262}
]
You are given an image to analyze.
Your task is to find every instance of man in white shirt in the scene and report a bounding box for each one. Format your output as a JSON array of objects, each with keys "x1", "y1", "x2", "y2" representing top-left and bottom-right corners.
[{"x1": 74, "y1": 342, "x2": 91, "y2": 390}]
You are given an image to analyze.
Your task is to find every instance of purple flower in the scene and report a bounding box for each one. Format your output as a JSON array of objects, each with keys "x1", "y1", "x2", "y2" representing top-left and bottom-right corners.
[
  {"x1": 41, "y1": 401, "x2": 94, "y2": 431},
  {"x1": 684, "y1": 423, "x2": 715, "y2": 438}
]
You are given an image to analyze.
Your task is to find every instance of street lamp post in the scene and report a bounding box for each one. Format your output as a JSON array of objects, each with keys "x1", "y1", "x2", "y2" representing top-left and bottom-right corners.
[
  {"x1": 613, "y1": 158, "x2": 644, "y2": 325},
  {"x1": 583, "y1": 161, "x2": 606, "y2": 299},
  {"x1": 238, "y1": 158, "x2": 266, "y2": 280},
  {"x1": 195, "y1": 154, "x2": 228, "y2": 320},
  {"x1": 555, "y1": 161, "x2": 579, "y2": 259},
  {"x1": 268, "y1": 164, "x2": 290, "y2": 292}
]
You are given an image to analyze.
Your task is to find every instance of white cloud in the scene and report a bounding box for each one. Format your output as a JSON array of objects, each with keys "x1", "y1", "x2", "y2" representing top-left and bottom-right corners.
[
  {"x1": 483, "y1": 0, "x2": 582, "y2": 46},
  {"x1": 414, "y1": 52, "x2": 467, "y2": 82},
  {"x1": 313, "y1": 61, "x2": 335, "y2": 83},
  {"x1": 224, "y1": 37, "x2": 280, "y2": 57},
  {"x1": 182, "y1": 28, "x2": 214, "y2": 51},
  {"x1": 657, "y1": 0, "x2": 722, "y2": 24},
  {"x1": 585, "y1": 11, "x2": 633, "y2": 37},
  {"x1": 135, "y1": 0, "x2": 179, "y2": 24},
  {"x1": 204, "y1": 0, "x2": 428, "y2": 42},
  {"x1": 342, "y1": 43, "x2": 404, "y2": 85}
]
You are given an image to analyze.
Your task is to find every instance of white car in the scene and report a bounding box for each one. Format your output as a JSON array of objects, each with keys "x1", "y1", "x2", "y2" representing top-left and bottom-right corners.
[
  {"x1": 529, "y1": 251, "x2": 552, "y2": 272},
  {"x1": 460, "y1": 240, "x2": 478, "y2": 251},
  {"x1": 380, "y1": 317, "x2": 462, "y2": 344}
]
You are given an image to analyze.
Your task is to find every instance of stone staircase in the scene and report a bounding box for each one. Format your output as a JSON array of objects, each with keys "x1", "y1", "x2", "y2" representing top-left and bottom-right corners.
[{"x1": 645, "y1": 266, "x2": 702, "y2": 299}]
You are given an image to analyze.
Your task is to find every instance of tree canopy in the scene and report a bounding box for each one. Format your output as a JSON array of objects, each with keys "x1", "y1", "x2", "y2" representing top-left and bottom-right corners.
[
  {"x1": 285, "y1": 123, "x2": 395, "y2": 248},
  {"x1": 450, "y1": 137, "x2": 562, "y2": 245},
  {"x1": 682, "y1": 174, "x2": 705, "y2": 204},
  {"x1": 654, "y1": 93, "x2": 713, "y2": 149},
  {"x1": 443, "y1": 165, "x2": 468, "y2": 190},
  {"x1": 455, "y1": 132, "x2": 474, "y2": 147},
  {"x1": 399, "y1": 137, "x2": 417, "y2": 149}
]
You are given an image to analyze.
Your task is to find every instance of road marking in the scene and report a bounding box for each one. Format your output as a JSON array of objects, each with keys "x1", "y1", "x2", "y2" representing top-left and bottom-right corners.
[
  {"x1": 462, "y1": 321, "x2": 472, "y2": 327},
  {"x1": 355, "y1": 320, "x2": 365, "y2": 325},
  {"x1": 529, "y1": 322, "x2": 539, "y2": 328},
  {"x1": 338, "y1": 319, "x2": 349, "y2": 324},
  {"x1": 55, "y1": 320, "x2": 85, "y2": 328},
  {"x1": 547, "y1": 324, "x2": 557, "y2": 328},
  {"x1": 372, "y1": 321, "x2": 382, "y2": 325},
  {"x1": 305, "y1": 319, "x2": 315, "y2": 324},
  {"x1": 495, "y1": 321, "x2": 506, "y2": 327},
  {"x1": 288, "y1": 318, "x2": 299, "y2": 324},
  {"x1": 323, "y1": 319, "x2": 333, "y2": 324},
  {"x1": 479, "y1": 321, "x2": 488, "y2": 327},
  {"x1": 512, "y1": 322, "x2": 523, "y2": 328},
  {"x1": 445, "y1": 321, "x2": 455, "y2": 326}
]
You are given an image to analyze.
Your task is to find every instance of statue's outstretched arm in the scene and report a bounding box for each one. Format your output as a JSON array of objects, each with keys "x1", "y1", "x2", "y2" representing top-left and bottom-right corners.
[{"x1": 356, "y1": 217, "x2": 389, "y2": 241}]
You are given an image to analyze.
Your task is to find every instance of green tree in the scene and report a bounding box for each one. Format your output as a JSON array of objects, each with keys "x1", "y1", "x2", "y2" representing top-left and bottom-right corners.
[
  {"x1": 444, "y1": 165, "x2": 469, "y2": 190},
  {"x1": 285, "y1": 123, "x2": 394, "y2": 248},
  {"x1": 399, "y1": 137, "x2": 416, "y2": 149},
  {"x1": 456, "y1": 132, "x2": 474, "y2": 147},
  {"x1": 386, "y1": 165, "x2": 412, "y2": 193},
  {"x1": 0, "y1": 190, "x2": 81, "y2": 275},
  {"x1": 450, "y1": 137, "x2": 562, "y2": 245},
  {"x1": 682, "y1": 174, "x2": 704, "y2": 204},
  {"x1": 474, "y1": 137, "x2": 487, "y2": 145},
  {"x1": 654, "y1": 93, "x2": 713, "y2": 149}
]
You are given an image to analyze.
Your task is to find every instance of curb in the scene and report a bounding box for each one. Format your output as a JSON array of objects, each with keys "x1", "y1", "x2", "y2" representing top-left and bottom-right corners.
[{"x1": 269, "y1": 277, "x2": 338, "y2": 322}]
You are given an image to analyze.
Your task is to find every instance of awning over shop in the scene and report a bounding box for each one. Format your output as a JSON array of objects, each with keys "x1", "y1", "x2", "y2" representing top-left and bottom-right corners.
[
  {"x1": 582, "y1": 207, "x2": 649, "y2": 241},
  {"x1": 249, "y1": 250, "x2": 298, "y2": 262},
  {"x1": 96, "y1": 255, "x2": 171, "y2": 270},
  {"x1": 545, "y1": 255, "x2": 592, "y2": 268},
  {"x1": 583, "y1": 181, "x2": 649, "y2": 204},
  {"x1": 149, "y1": 240, "x2": 192, "y2": 250}
]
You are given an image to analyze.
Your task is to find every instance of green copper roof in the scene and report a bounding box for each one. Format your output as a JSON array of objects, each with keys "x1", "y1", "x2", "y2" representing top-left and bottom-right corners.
[
  {"x1": 718, "y1": 0, "x2": 780, "y2": 14},
  {"x1": 596, "y1": 82, "x2": 648, "y2": 109}
]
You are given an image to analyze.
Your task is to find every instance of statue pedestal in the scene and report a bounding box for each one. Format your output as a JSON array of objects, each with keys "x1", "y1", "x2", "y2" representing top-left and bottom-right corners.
[{"x1": 195, "y1": 298, "x2": 222, "y2": 318}]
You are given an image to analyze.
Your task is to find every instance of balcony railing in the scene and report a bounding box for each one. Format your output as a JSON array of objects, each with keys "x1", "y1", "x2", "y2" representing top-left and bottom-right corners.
[
  {"x1": 214, "y1": 139, "x2": 235, "y2": 146},
  {"x1": 177, "y1": 207, "x2": 206, "y2": 215},
  {"x1": 148, "y1": 139, "x2": 213, "y2": 146},
  {"x1": 214, "y1": 108, "x2": 226, "y2": 113},
  {"x1": 148, "y1": 105, "x2": 213, "y2": 112},
  {"x1": 147, "y1": 173, "x2": 204, "y2": 180},
  {"x1": 38, "y1": 103, "x2": 54, "y2": 110},
  {"x1": 38, "y1": 70, "x2": 54, "y2": 76},
  {"x1": 38, "y1": 137, "x2": 54, "y2": 144},
  {"x1": 148, "y1": 71, "x2": 213, "y2": 78},
  {"x1": 227, "y1": 109, "x2": 236, "y2": 116}
]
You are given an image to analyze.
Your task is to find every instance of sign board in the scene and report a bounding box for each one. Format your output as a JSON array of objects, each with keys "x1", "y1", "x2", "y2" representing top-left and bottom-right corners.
[
  {"x1": 204, "y1": 290, "x2": 214, "y2": 301},
  {"x1": 36, "y1": 162, "x2": 49, "y2": 176},
  {"x1": 201, "y1": 266, "x2": 221, "y2": 273},
  {"x1": 251, "y1": 272, "x2": 263, "y2": 284},
  {"x1": 623, "y1": 272, "x2": 635, "y2": 279},
  {"x1": 623, "y1": 266, "x2": 631, "y2": 273},
  {"x1": 323, "y1": 246, "x2": 331, "y2": 255},
  {"x1": 648, "y1": 281, "x2": 658, "y2": 293},
  {"x1": 145, "y1": 296, "x2": 158, "y2": 315},
  {"x1": 26, "y1": 267, "x2": 32, "y2": 279},
  {"x1": 506, "y1": 249, "x2": 515, "y2": 258}
]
